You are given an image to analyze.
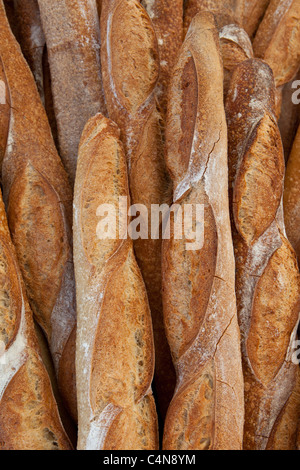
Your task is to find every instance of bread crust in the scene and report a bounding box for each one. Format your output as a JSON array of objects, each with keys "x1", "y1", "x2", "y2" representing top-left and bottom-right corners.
[
  {"x1": 162, "y1": 12, "x2": 244, "y2": 450},
  {"x1": 74, "y1": 114, "x2": 158, "y2": 450},
  {"x1": 37, "y1": 0, "x2": 107, "y2": 183},
  {"x1": 183, "y1": 0, "x2": 245, "y2": 35},
  {"x1": 266, "y1": 369, "x2": 300, "y2": 450},
  {"x1": 253, "y1": 0, "x2": 300, "y2": 87},
  {"x1": 284, "y1": 124, "x2": 300, "y2": 259},
  {"x1": 243, "y1": 0, "x2": 271, "y2": 38},
  {"x1": 0, "y1": 190, "x2": 72, "y2": 450},
  {"x1": 219, "y1": 24, "x2": 253, "y2": 98},
  {"x1": 0, "y1": 0, "x2": 77, "y2": 421},
  {"x1": 101, "y1": 0, "x2": 175, "y2": 421},
  {"x1": 226, "y1": 58, "x2": 300, "y2": 450},
  {"x1": 141, "y1": 0, "x2": 183, "y2": 116}
]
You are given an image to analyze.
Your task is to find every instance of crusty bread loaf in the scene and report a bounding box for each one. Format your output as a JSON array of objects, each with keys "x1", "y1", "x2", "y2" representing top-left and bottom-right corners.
[
  {"x1": 219, "y1": 23, "x2": 253, "y2": 98},
  {"x1": 162, "y1": 12, "x2": 244, "y2": 450},
  {"x1": 284, "y1": 124, "x2": 300, "y2": 259},
  {"x1": 0, "y1": 189, "x2": 72, "y2": 450},
  {"x1": 37, "y1": 0, "x2": 107, "y2": 183},
  {"x1": 0, "y1": 0, "x2": 77, "y2": 422},
  {"x1": 101, "y1": 0, "x2": 175, "y2": 422},
  {"x1": 253, "y1": 0, "x2": 300, "y2": 88},
  {"x1": 74, "y1": 113, "x2": 158, "y2": 450},
  {"x1": 141, "y1": 0, "x2": 183, "y2": 116},
  {"x1": 13, "y1": 0, "x2": 45, "y2": 102},
  {"x1": 226, "y1": 58, "x2": 300, "y2": 450},
  {"x1": 183, "y1": 0, "x2": 245, "y2": 35},
  {"x1": 243, "y1": 0, "x2": 271, "y2": 38}
]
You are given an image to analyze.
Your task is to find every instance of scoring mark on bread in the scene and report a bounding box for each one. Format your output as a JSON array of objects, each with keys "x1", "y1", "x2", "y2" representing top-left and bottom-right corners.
[
  {"x1": 234, "y1": 112, "x2": 284, "y2": 244},
  {"x1": 90, "y1": 246, "x2": 153, "y2": 413},
  {"x1": 163, "y1": 186, "x2": 218, "y2": 361},
  {"x1": 109, "y1": 0, "x2": 159, "y2": 112},
  {"x1": 164, "y1": 361, "x2": 215, "y2": 450},
  {"x1": 79, "y1": 118, "x2": 128, "y2": 268},
  {"x1": 247, "y1": 237, "x2": 300, "y2": 385},
  {"x1": 7, "y1": 163, "x2": 69, "y2": 334}
]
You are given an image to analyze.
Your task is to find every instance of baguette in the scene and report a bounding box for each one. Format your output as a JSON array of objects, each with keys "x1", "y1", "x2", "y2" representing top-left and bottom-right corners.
[
  {"x1": 162, "y1": 12, "x2": 244, "y2": 450},
  {"x1": 13, "y1": 0, "x2": 45, "y2": 102},
  {"x1": 0, "y1": 0, "x2": 77, "y2": 422},
  {"x1": 253, "y1": 0, "x2": 300, "y2": 88},
  {"x1": 219, "y1": 24, "x2": 253, "y2": 98},
  {"x1": 284, "y1": 124, "x2": 300, "y2": 259},
  {"x1": 141, "y1": 0, "x2": 184, "y2": 116},
  {"x1": 0, "y1": 190, "x2": 72, "y2": 450},
  {"x1": 74, "y1": 114, "x2": 158, "y2": 450},
  {"x1": 183, "y1": 0, "x2": 245, "y2": 35},
  {"x1": 37, "y1": 0, "x2": 107, "y2": 183},
  {"x1": 243, "y1": 0, "x2": 271, "y2": 38},
  {"x1": 101, "y1": 0, "x2": 175, "y2": 421},
  {"x1": 226, "y1": 58, "x2": 300, "y2": 450}
]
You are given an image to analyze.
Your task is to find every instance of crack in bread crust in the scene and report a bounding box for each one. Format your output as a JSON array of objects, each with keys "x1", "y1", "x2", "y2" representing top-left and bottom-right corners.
[
  {"x1": 226, "y1": 58, "x2": 300, "y2": 450},
  {"x1": 162, "y1": 13, "x2": 244, "y2": 451}
]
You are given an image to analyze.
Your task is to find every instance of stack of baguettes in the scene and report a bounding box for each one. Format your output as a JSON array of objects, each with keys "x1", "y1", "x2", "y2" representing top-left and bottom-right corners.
[{"x1": 0, "y1": 0, "x2": 300, "y2": 451}]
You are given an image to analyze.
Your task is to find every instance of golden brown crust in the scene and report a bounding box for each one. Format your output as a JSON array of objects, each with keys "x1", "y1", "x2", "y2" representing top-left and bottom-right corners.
[
  {"x1": 253, "y1": 0, "x2": 300, "y2": 87},
  {"x1": 183, "y1": 0, "x2": 245, "y2": 35},
  {"x1": 226, "y1": 58, "x2": 300, "y2": 450},
  {"x1": 74, "y1": 114, "x2": 158, "y2": 450},
  {"x1": 284, "y1": 125, "x2": 300, "y2": 259},
  {"x1": 141, "y1": 0, "x2": 184, "y2": 116},
  {"x1": 243, "y1": 0, "x2": 271, "y2": 38},
  {"x1": 219, "y1": 24, "x2": 253, "y2": 98},
  {"x1": 101, "y1": 0, "x2": 175, "y2": 422},
  {"x1": 37, "y1": 0, "x2": 107, "y2": 182},
  {"x1": 0, "y1": 1, "x2": 77, "y2": 422},
  {"x1": 162, "y1": 12, "x2": 244, "y2": 451},
  {"x1": 0, "y1": 191, "x2": 72, "y2": 450}
]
